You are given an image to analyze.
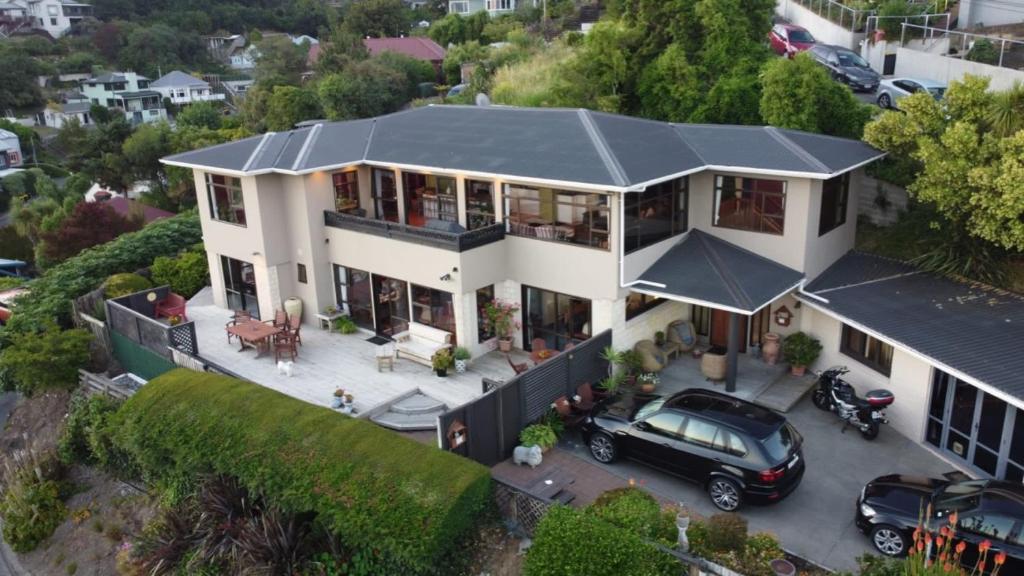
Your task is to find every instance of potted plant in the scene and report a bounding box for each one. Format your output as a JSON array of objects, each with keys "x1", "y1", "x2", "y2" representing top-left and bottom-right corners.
[
  {"x1": 596, "y1": 372, "x2": 625, "y2": 398},
  {"x1": 341, "y1": 393, "x2": 355, "y2": 415},
  {"x1": 600, "y1": 345, "x2": 623, "y2": 377},
  {"x1": 168, "y1": 314, "x2": 182, "y2": 326},
  {"x1": 453, "y1": 346, "x2": 471, "y2": 373},
  {"x1": 519, "y1": 423, "x2": 557, "y2": 452},
  {"x1": 638, "y1": 372, "x2": 659, "y2": 394},
  {"x1": 324, "y1": 305, "x2": 338, "y2": 316},
  {"x1": 654, "y1": 330, "x2": 666, "y2": 346},
  {"x1": 331, "y1": 388, "x2": 345, "y2": 409},
  {"x1": 333, "y1": 315, "x2": 359, "y2": 334},
  {"x1": 484, "y1": 299, "x2": 520, "y2": 352},
  {"x1": 619, "y1": 349, "x2": 643, "y2": 385},
  {"x1": 432, "y1": 348, "x2": 453, "y2": 377},
  {"x1": 783, "y1": 331, "x2": 822, "y2": 376}
]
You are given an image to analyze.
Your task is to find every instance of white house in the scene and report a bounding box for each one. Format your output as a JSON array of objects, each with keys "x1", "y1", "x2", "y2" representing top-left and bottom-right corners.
[
  {"x1": 0, "y1": 129, "x2": 23, "y2": 170},
  {"x1": 5, "y1": 0, "x2": 92, "y2": 38},
  {"x1": 448, "y1": 0, "x2": 537, "y2": 16},
  {"x1": 150, "y1": 71, "x2": 225, "y2": 106},
  {"x1": 81, "y1": 72, "x2": 168, "y2": 126},
  {"x1": 41, "y1": 100, "x2": 92, "y2": 129}
]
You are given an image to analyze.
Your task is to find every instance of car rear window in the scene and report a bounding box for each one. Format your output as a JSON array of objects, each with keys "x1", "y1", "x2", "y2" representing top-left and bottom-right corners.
[
  {"x1": 760, "y1": 423, "x2": 798, "y2": 462},
  {"x1": 789, "y1": 30, "x2": 814, "y2": 43},
  {"x1": 838, "y1": 52, "x2": 869, "y2": 67}
]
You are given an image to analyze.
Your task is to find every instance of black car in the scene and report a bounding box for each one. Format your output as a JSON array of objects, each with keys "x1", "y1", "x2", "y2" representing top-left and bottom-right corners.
[
  {"x1": 856, "y1": 475, "x2": 1024, "y2": 572},
  {"x1": 807, "y1": 44, "x2": 880, "y2": 92},
  {"x1": 581, "y1": 389, "x2": 804, "y2": 511}
]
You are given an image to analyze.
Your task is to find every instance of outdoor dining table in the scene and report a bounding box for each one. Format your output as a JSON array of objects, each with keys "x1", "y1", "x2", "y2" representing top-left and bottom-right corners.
[{"x1": 226, "y1": 319, "x2": 282, "y2": 357}]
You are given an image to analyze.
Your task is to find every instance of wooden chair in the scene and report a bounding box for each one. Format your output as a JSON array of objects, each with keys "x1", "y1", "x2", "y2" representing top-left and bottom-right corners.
[
  {"x1": 575, "y1": 382, "x2": 596, "y2": 412},
  {"x1": 226, "y1": 310, "x2": 252, "y2": 344},
  {"x1": 273, "y1": 331, "x2": 297, "y2": 363},
  {"x1": 265, "y1": 309, "x2": 287, "y2": 328},
  {"x1": 507, "y1": 354, "x2": 529, "y2": 375},
  {"x1": 288, "y1": 314, "x2": 303, "y2": 347},
  {"x1": 554, "y1": 396, "x2": 585, "y2": 428},
  {"x1": 530, "y1": 338, "x2": 549, "y2": 364}
]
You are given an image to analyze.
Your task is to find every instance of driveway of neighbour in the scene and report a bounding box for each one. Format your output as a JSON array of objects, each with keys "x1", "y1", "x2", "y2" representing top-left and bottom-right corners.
[{"x1": 559, "y1": 396, "x2": 958, "y2": 573}]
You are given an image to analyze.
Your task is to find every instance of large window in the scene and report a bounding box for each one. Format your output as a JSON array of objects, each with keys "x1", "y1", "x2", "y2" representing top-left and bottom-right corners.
[
  {"x1": 412, "y1": 284, "x2": 456, "y2": 341},
  {"x1": 476, "y1": 285, "x2": 495, "y2": 343},
  {"x1": 402, "y1": 172, "x2": 457, "y2": 226},
  {"x1": 625, "y1": 292, "x2": 666, "y2": 321},
  {"x1": 713, "y1": 176, "x2": 786, "y2": 235},
  {"x1": 840, "y1": 324, "x2": 893, "y2": 376},
  {"x1": 624, "y1": 176, "x2": 688, "y2": 253},
  {"x1": 207, "y1": 174, "x2": 246, "y2": 226},
  {"x1": 371, "y1": 168, "x2": 399, "y2": 222},
  {"x1": 332, "y1": 171, "x2": 360, "y2": 214},
  {"x1": 818, "y1": 173, "x2": 849, "y2": 236},
  {"x1": 522, "y1": 285, "x2": 591, "y2": 351},
  {"x1": 466, "y1": 180, "x2": 496, "y2": 230},
  {"x1": 221, "y1": 256, "x2": 258, "y2": 317},
  {"x1": 333, "y1": 265, "x2": 373, "y2": 329},
  {"x1": 506, "y1": 185, "x2": 609, "y2": 249}
]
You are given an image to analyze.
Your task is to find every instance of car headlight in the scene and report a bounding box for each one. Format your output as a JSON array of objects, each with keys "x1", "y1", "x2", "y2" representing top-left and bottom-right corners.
[{"x1": 860, "y1": 502, "x2": 876, "y2": 518}]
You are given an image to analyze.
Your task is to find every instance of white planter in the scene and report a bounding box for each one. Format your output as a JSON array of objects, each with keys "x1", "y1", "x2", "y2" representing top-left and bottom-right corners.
[{"x1": 455, "y1": 359, "x2": 467, "y2": 373}]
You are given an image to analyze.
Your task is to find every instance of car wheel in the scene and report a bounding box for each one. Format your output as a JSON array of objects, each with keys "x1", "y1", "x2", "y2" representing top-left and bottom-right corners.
[
  {"x1": 878, "y1": 93, "x2": 892, "y2": 109},
  {"x1": 589, "y1": 433, "x2": 617, "y2": 464},
  {"x1": 812, "y1": 389, "x2": 831, "y2": 411},
  {"x1": 861, "y1": 421, "x2": 880, "y2": 440},
  {"x1": 708, "y1": 477, "x2": 743, "y2": 512},
  {"x1": 871, "y1": 524, "x2": 907, "y2": 557}
]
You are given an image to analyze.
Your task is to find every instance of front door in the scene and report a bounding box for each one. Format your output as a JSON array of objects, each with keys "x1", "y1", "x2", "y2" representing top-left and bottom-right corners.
[
  {"x1": 371, "y1": 274, "x2": 409, "y2": 338},
  {"x1": 710, "y1": 309, "x2": 747, "y2": 353}
]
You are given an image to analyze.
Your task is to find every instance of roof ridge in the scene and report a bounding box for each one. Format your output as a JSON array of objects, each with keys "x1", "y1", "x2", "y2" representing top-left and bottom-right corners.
[
  {"x1": 577, "y1": 109, "x2": 629, "y2": 187},
  {"x1": 694, "y1": 230, "x2": 755, "y2": 311},
  {"x1": 670, "y1": 124, "x2": 708, "y2": 166},
  {"x1": 764, "y1": 127, "x2": 831, "y2": 174},
  {"x1": 361, "y1": 118, "x2": 378, "y2": 161},
  {"x1": 292, "y1": 123, "x2": 322, "y2": 171},
  {"x1": 241, "y1": 132, "x2": 275, "y2": 172},
  {"x1": 812, "y1": 269, "x2": 923, "y2": 295}
]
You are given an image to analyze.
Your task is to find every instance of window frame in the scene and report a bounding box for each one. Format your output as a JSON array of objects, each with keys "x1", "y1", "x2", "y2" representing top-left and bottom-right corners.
[
  {"x1": 206, "y1": 173, "x2": 247, "y2": 226},
  {"x1": 476, "y1": 285, "x2": 495, "y2": 343},
  {"x1": 411, "y1": 284, "x2": 456, "y2": 341},
  {"x1": 332, "y1": 264, "x2": 373, "y2": 330},
  {"x1": 466, "y1": 179, "x2": 496, "y2": 230},
  {"x1": 712, "y1": 175, "x2": 787, "y2": 236},
  {"x1": 332, "y1": 170, "x2": 361, "y2": 214},
  {"x1": 521, "y1": 284, "x2": 592, "y2": 351},
  {"x1": 625, "y1": 292, "x2": 666, "y2": 321},
  {"x1": 505, "y1": 185, "x2": 610, "y2": 250},
  {"x1": 623, "y1": 175, "x2": 688, "y2": 254},
  {"x1": 840, "y1": 324, "x2": 894, "y2": 376},
  {"x1": 818, "y1": 172, "x2": 849, "y2": 237}
]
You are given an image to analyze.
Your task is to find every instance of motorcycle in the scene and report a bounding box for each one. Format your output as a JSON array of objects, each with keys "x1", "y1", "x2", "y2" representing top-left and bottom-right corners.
[{"x1": 812, "y1": 366, "x2": 894, "y2": 440}]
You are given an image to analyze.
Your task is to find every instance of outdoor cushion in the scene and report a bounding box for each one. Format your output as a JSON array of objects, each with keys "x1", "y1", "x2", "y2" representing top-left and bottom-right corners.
[
  {"x1": 673, "y1": 322, "x2": 695, "y2": 346},
  {"x1": 394, "y1": 322, "x2": 452, "y2": 366}
]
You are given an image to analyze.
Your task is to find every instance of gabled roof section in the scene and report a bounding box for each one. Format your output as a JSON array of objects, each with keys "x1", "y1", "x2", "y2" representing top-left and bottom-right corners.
[
  {"x1": 150, "y1": 71, "x2": 209, "y2": 89},
  {"x1": 161, "y1": 105, "x2": 885, "y2": 186},
  {"x1": 801, "y1": 252, "x2": 1024, "y2": 402},
  {"x1": 163, "y1": 134, "x2": 266, "y2": 173},
  {"x1": 634, "y1": 230, "x2": 805, "y2": 314},
  {"x1": 364, "y1": 37, "x2": 446, "y2": 61}
]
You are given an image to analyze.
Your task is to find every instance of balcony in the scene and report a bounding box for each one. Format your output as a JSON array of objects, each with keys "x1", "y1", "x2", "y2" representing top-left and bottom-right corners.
[{"x1": 323, "y1": 210, "x2": 504, "y2": 252}]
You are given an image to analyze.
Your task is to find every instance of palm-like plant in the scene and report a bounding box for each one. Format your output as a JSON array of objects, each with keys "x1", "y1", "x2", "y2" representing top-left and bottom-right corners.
[{"x1": 986, "y1": 81, "x2": 1024, "y2": 138}]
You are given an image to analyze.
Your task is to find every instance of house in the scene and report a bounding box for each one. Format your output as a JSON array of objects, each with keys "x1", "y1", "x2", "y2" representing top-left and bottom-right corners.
[
  {"x1": 4, "y1": 0, "x2": 92, "y2": 38},
  {"x1": 41, "y1": 100, "x2": 91, "y2": 128},
  {"x1": 448, "y1": 0, "x2": 537, "y2": 16},
  {"x1": 362, "y1": 37, "x2": 446, "y2": 79},
  {"x1": 0, "y1": 129, "x2": 24, "y2": 170},
  {"x1": 150, "y1": 71, "x2": 225, "y2": 106},
  {"x1": 103, "y1": 197, "x2": 174, "y2": 224},
  {"x1": 80, "y1": 72, "x2": 168, "y2": 126},
  {"x1": 204, "y1": 33, "x2": 246, "y2": 67}
]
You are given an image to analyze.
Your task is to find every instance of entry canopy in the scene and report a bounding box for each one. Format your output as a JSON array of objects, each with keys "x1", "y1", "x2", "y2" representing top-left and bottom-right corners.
[{"x1": 632, "y1": 230, "x2": 804, "y2": 315}]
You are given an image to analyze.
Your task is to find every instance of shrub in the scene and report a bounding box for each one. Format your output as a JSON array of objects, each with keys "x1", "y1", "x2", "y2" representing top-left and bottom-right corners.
[
  {"x1": 687, "y1": 515, "x2": 785, "y2": 576},
  {"x1": 966, "y1": 38, "x2": 999, "y2": 65},
  {"x1": 58, "y1": 393, "x2": 133, "y2": 475},
  {"x1": 590, "y1": 487, "x2": 676, "y2": 542},
  {"x1": 0, "y1": 450, "x2": 67, "y2": 553},
  {"x1": 150, "y1": 248, "x2": 209, "y2": 299},
  {"x1": 856, "y1": 554, "x2": 903, "y2": 576},
  {"x1": 112, "y1": 370, "x2": 492, "y2": 575},
  {"x1": 104, "y1": 273, "x2": 152, "y2": 299},
  {"x1": 782, "y1": 331, "x2": 822, "y2": 368},
  {"x1": 0, "y1": 322, "x2": 91, "y2": 395},
  {"x1": 3, "y1": 211, "x2": 202, "y2": 333},
  {"x1": 524, "y1": 506, "x2": 678, "y2": 576},
  {"x1": 332, "y1": 315, "x2": 358, "y2": 334},
  {"x1": 704, "y1": 512, "x2": 747, "y2": 552},
  {"x1": 519, "y1": 423, "x2": 557, "y2": 449}
]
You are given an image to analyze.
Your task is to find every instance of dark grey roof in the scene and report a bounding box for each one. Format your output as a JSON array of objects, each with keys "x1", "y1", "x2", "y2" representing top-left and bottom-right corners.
[
  {"x1": 62, "y1": 102, "x2": 92, "y2": 114},
  {"x1": 635, "y1": 230, "x2": 805, "y2": 314},
  {"x1": 150, "y1": 71, "x2": 209, "y2": 89},
  {"x1": 803, "y1": 252, "x2": 1024, "y2": 400},
  {"x1": 86, "y1": 73, "x2": 126, "y2": 83},
  {"x1": 162, "y1": 105, "x2": 884, "y2": 186}
]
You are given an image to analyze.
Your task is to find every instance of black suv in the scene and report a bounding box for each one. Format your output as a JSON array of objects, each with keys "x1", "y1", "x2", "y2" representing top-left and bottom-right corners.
[
  {"x1": 581, "y1": 389, "x2": 804, "y2": 511},
  {"x1": 857, "y1": 476, "x2": 1024, "y2": 572},
  {"x1": 807, "y1": 44, "x2": 880, "y2": 92}
]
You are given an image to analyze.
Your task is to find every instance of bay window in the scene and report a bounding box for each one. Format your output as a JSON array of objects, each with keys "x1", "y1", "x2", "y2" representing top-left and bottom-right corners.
[
  {"x1": 624, "y1": 176, "x2": 688, "y2": 253},
  {"x1": 505, "y1": 185, "x2": 609, "y2": 249}
]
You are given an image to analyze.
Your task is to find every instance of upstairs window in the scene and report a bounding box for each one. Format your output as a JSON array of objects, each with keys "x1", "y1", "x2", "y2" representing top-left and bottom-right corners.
[
  {"x1": 466, "y1": 180, "x2": 496, "y2": 230},
  {"x1": 818, "y1": 173, "x2": 849, "y2": 236},
  {"x1": 624, "y1": 176, "x2": 688, "y2": 253},
  {"x1": 713, "y1": 176, "x2": 786, "y2": 235},
  {"x1": 206, "y1": 174, "x2": 246, "y2": 226},
  {"x1": 505, "y1": 185, "x2": 609, "y2": 250},
  {"x1": 332, "y1": 171, "x2": 360, "y2": 214}
]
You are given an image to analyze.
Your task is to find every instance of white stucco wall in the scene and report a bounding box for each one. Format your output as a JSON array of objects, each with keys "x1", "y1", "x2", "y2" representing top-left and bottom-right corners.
[
  {"x1": 958, "y1": 0, "x2": 1024, "y2": 29},
  {"x1": 895, "y1": 46, "x2": 1024, "y2": 91},
  {"x1": 803, "y1": 172, "x2": 860, "y2": 281}
]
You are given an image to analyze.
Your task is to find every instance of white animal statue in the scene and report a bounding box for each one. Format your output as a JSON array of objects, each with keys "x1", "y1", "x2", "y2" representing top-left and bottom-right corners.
[
  {"x1": 277, "y1": 360, "x2": 294, "y2": 377},
  {"x1": 513, "y1": 444, "x2": 543, "y2": 468}
]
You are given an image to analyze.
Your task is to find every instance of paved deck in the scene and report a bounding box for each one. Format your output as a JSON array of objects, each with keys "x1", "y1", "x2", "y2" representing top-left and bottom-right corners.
[
  {"x1": 187, "y1": 288, "x2": 528, "y2": 415},
  {"x1": 657, "y1": 351, "x2": 787, "y2": 401},
  {"x1": 492, "y1": 447, "x2": 632, "y2": 508}
]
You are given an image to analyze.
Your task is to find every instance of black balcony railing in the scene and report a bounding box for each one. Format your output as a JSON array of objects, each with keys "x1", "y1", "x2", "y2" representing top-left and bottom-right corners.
[{"x1": 324, "y1": 210, "x2": 505, "y2": 252}]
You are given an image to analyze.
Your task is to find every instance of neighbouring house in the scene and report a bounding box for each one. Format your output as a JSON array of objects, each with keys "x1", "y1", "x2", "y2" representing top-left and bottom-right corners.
[
  {"x1": 0, "y1": 129, "x2": 24, "y2": 170},
  {"x1": 80, "y1": 72, "x2": 168, "y2": 126},
  {"x1": 2, "y1": 0, "x2": 91, "y2": 38},
  {"x1": 204, "y1": 32, "x2": 247, "y2": 67},
  {"x1": 221, "y1": 78, "x2": 255, "y2": 102},
  {"x1": 448, "y1": 0, "x2": 536, "y2": 16},
  {"x1": 150, "y1": 71, "x2": 225, "y2": 106},
  {"x1": 161, "y1": 104, "x2": 1024, "y2": 483},
  {"x1": 103, "y1": 196, "x2": 174, "y2": 224},
  {"x1": 40, "y1": 100, "x2": 91, "y2": 128},
  {"x1": 224, "y1": 32, "x2": 319, "y2": 71},
  {"x1": 958, "y1": 0, "x2": 1024, "y2": 29}
]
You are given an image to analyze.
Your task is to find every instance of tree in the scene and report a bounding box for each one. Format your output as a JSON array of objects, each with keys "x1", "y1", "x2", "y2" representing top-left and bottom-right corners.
[
  {"x1": 0, "y1": 46, "x2": 43, "y2": 112},
  {"x1": 429, "y1": 13, "x2": 468, "y2": 47},
  {"x1": 637, "y1": 44, "x2": 701, "y2": 122},
  {"x1": 375, "y1": 52, "x2": 437, "y2": 100},
  {"x1": 0, "y1": 322, "x2": 92, "y2": 395},
  {"x1": 266, "y1": 86, "x2": 323, "y2": 131},
  {"x1": 760, "y1": 54, "x2": 872, "y2": 138},
  {"x1": 342, "y1": 0, "x2": 410, "y2": 38},
  {"x1": 38, "y1": 202, "x2": 142, "y2": 264},
  {"x1": 118, "y1": 24, "x2": 204, "y2": 78},
  {"x1": 442, "y1": 41, "x2": 489, "y2": 85},
  {"x1": 122, "y1": 122, "x2": 173, "y2": 188},
  {"x1": 0, "y1": 119, "x2": 39, "y2": 161},
  {"x1": 315, "y1": 28, "x2": 369, "y2": 75},
  {"x1": 318, "y1": 61, "x2": 406, "y2": 120},
  {"x1": 175, "y1": 101, "x2": 222, "y2": 130},
  {"x1": 253, "y1": 35, "x2": 307, "y2": 89},
  {"x1": 555, "y1": 20, "x2": 643, "y2": 113}
]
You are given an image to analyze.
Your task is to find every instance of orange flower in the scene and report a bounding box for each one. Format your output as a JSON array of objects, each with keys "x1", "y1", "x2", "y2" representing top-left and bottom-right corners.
[
  {"x1": 979, "y1": 560, "x2": 986, "y2": 572},
  {"x1": 956, "y1": 541, "x2": 967, "y2": 554},
  {"x1": 914, "y1": 528, "x2": 922, "y2": 542},
  {"x1": 925, "y1": 532, "x2": 933, "y2": 544},
  {"x1": 940, "y1": 526, "x2": 950, "y2": 537},
  {"x1": 995, "y1": 551, "x2": 1007, "y2": 566},
  {"x1": 944, "y1": 562, "x2": 954, "y2": 572},
  {"x1": 918, "y1": 540, "x2": 925, "y2": 552},
  {"x1": 979, "y1": 539, "x2": 992, "y2": 553},
  {"x1": 948, "y1": 511, "x2": 958, "y2": 526},
  {"x1": 936, "y1": 536, "x2": 945, "y2": 547}
]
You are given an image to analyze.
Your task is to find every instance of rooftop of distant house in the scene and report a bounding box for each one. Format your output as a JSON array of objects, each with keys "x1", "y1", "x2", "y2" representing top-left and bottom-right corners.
[{"x1": 150, "y1": 71, "x2": 210, "y2": 89}]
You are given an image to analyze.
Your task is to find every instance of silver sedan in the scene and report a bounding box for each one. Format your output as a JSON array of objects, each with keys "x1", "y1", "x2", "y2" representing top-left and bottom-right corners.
[{"x1": 876, "y1": 78, "x2": 946, "y2": 109}]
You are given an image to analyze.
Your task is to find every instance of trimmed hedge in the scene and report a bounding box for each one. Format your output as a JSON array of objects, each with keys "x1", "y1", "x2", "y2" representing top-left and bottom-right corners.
[
  {"x1": 103, "y1": 273, "x2": 152, "y2": 299},
  {"x1": 3, "y1": 211, "x2": 201, "y2": 334},
  {"x1": 113, "y1": 369, "x2": 492, "y2": 574}
]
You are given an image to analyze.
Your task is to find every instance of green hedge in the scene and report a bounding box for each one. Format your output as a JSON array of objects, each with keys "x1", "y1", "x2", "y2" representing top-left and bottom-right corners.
[
  {"x1": 3, "y1": 211, "x2": 201, "y2": 334},
  {"x1": 113, "y1": 369, "x2": 492, "y2": 574}
]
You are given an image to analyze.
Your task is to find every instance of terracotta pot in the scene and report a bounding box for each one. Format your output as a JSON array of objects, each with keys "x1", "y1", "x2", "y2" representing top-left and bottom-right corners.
[
  {"x1": 790, "y1": 365, "x2": 806, "y2": 377},
  {"x1": 762, "y1": 332, "x2": 781, "y2": 365},
  {"x1": 498, "y1": 338, "x2": 513, "y2": 352},
  {"x1": 641, "y1": 383, "x2": 656, "y2": 394}
]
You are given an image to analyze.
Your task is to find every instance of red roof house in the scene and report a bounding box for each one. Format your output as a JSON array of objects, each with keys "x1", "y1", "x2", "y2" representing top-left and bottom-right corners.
[{"x1": 106, "y1": 197, "x2": 174, "y2": 224}]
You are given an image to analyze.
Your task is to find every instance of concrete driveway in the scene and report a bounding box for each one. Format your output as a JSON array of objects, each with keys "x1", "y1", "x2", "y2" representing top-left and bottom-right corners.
[{"x1": 560, "y1": 395, "x2": 957, "y2": 572}]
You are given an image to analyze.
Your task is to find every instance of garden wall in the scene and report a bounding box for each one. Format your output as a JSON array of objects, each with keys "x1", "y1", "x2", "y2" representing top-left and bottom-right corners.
[{"x1": 895, "y1": 46, "x2": 1024, "y2": 91}]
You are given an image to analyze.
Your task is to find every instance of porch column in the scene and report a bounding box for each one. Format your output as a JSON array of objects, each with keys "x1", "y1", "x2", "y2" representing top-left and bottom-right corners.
[{"x1": 725, "y1": 312, "x2": 740, "y2": 393}]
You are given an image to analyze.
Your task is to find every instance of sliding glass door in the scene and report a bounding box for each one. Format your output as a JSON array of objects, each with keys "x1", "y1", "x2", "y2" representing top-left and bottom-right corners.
[
  {"x1": 333, "y1": 264, "x2": 373, "y2": 329},
  {"x1": 221, "y1": 255, "x2": 259, "y2": 318},
  {"x1": 371, "y1": 274, "x2": 410, "y2": 337},
  {"x1": 371, "y1": 168, "x2": 399, "y2": 223},
  {"x1": 521, "y1": 285, "x2": 591, "y2": 351}
]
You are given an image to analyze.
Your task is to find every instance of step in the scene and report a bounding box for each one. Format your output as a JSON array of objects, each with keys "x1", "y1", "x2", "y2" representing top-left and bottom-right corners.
[
  {"x1": 390, "y1": 394, "x2": 447, "y2": 415},
  {"x1": 371, "y1": 411, "x2": 442, "y2": 431}
]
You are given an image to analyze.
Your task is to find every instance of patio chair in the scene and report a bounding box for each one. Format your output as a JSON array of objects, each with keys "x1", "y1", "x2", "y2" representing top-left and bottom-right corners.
[
  {"x1": 265, "y1": 309, "x2": 288, "y2": 328},
  {"x1": 273, "y1": 331, "x2": 298, "y2": 363},
  {"x1": 226, "y1": 309, "x2": 252, "y2": 344},
  {"x1": 575, "y1": 382, "x2": 596, "y2": 411},
  {"x1": 155, "y1": 292, "x2": 187, "y2": 322},
  {"x1": 634, "y1": 340, "x2": 667, "y2": 373},
  {"x1": 288, "y1": 315, "x2": 303, "y2": 347},
  {"x1": 530, "y1": 338, "x2": 549, "y2": 364},
  {"x1": 664, "y1": 320, "x2": 697, "y2": 358},
  {"x1": 506, "y1": 354, "x2": 529, "y2": 375},
  {"x1": 554, "y1": 396, "x2": 585, "y2": 428}
]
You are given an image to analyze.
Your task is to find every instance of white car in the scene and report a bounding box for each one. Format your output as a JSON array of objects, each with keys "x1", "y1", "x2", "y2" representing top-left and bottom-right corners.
[{"x1": 876, "y1": 78, "x2": 946, "y2": 109}]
